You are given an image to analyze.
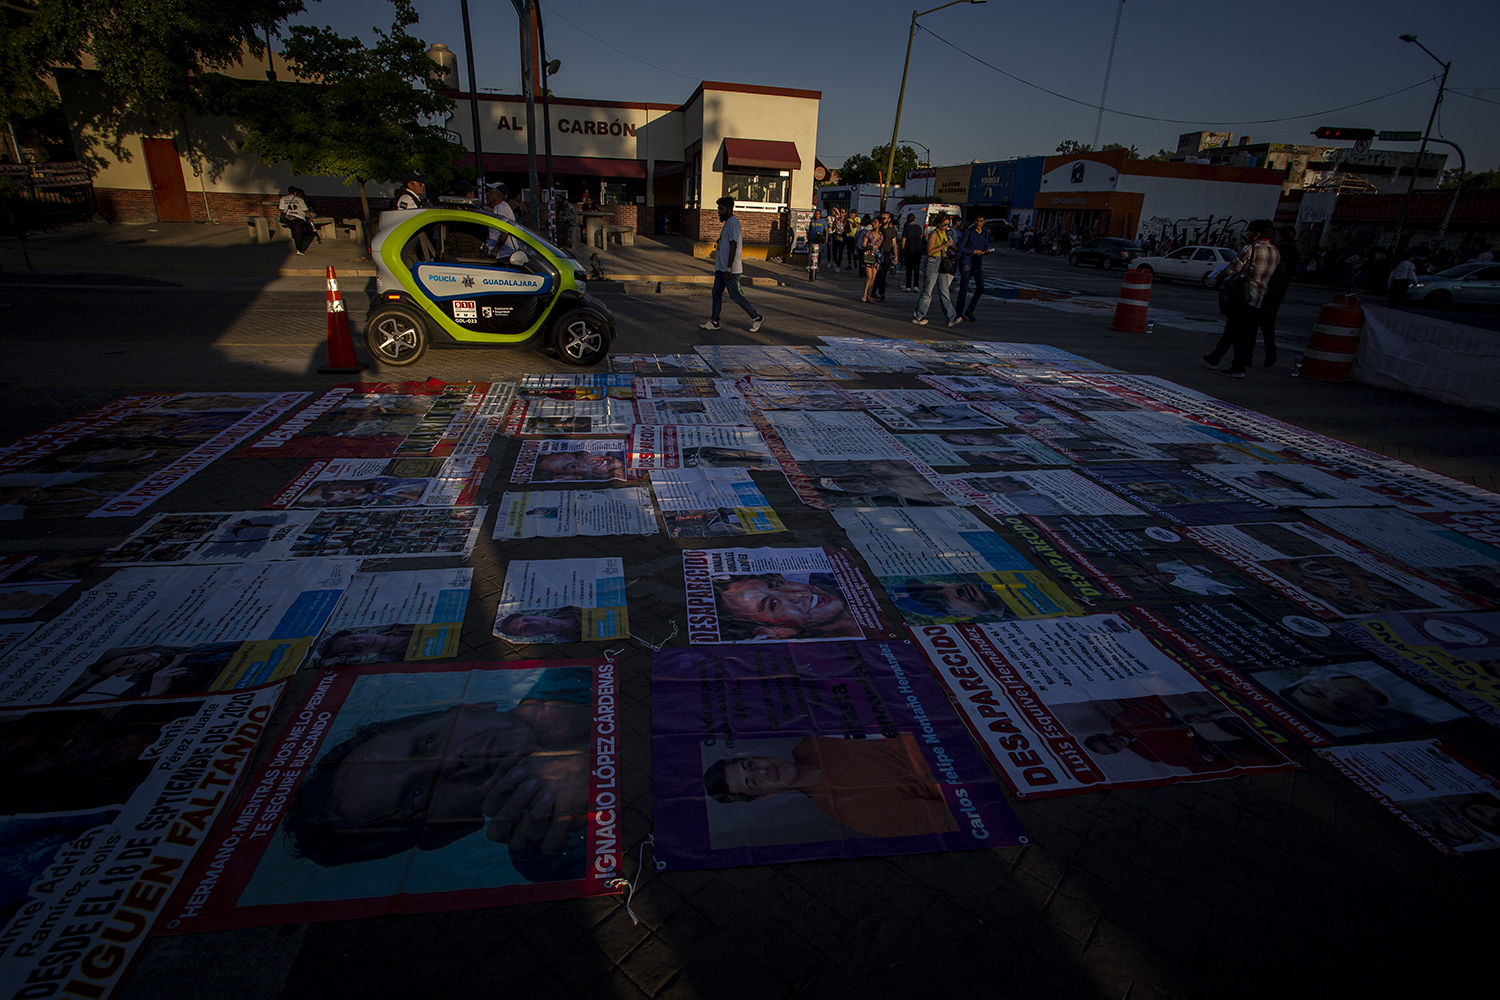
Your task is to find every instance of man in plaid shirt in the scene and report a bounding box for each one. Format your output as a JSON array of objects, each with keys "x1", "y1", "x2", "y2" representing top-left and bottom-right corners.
[{"x1": 1204, "y1": 220, "x2": 1282, "y2": 378}]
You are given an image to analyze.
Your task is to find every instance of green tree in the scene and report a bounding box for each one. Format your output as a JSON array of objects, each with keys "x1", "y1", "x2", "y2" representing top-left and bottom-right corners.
[
  {"x1": 1, "y1": 0, "x2": 305, "y2": 131},
  {"x1": 1441, "y1": 168, "x2": 1500, "y2": 190},
  {"x1": 1145, "y1": 148, "x2": 1175, "y2": 162},
  {"x1": 1055, "y1": 140, "x2": 1093, "y2": 155},
  {"x1": 838, "y1": 152, "x2": 879, "y2": 186},
  {"x1": 839, "y1": 143, "x2": 920, "y2": 188},
  {"x1": 211, "y1": 2, "x2": 456, "y2": 221},
  {"x1": 1102, "y1": 142, "x2": 1141, "y2": 158}
]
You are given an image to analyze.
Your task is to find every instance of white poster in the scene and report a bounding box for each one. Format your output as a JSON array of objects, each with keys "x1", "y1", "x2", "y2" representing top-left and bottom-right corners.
[
  {"x1": 495, "y1": 488, "x2": 659, "y2": 538},
  {"x1": 512, "y1": 438, "x2": 640, "y2": 483},
  {"x1": 513, "y1": 398, "x2": 636, "y2": 436},
  {"x1": 265, "y1": 457, "x2": 486, "y2": 508},
  {"x1": 850, "y1": 390, "x2": 1005, "y2": 431},
  {"x1": 308, "y1": 567, "x2": 471, "y2": 667},
  {"x1": 493, "y1": 557, "x2": 629, "y2": 643},
  {"x1": 648, "y1": 468, "x2": 784, "y2": 537},
  {"x1": 1318, "y1": 740, "x2": 1500, "y2": 853},
  {"x1": 897, "y1": 432, "x2": 1071, "y2": 468},
  {"x1": 1197, "y1": 464, "x2": 1388, "y2": 508},
  {"x1": 628, "y1": 424, "x2": 776, "y2": 471},
  {"x1": 1085, "y1": 410, "x2": 1242, "y2": 444},
  {"x1": 953, "y1": 470, "x2": 1145, "y2": 519},
  {"x1": 634, "y1": 397, "x2": 752, "y2": 426}
]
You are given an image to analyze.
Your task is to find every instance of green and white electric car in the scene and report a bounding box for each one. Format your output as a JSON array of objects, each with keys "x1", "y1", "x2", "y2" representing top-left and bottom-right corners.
[{"x1": 366, "y1": 207, "x2": 616, "y2": 366}]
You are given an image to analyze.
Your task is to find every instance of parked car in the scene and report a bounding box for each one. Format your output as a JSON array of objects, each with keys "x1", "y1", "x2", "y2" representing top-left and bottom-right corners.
[
  {"x1": 1127, "y1": 245, "x2": 1241, "y2": 286},
  {"x1": 1068, "y1": 237, "x2": 1143, "y2": 269},
  {"x1": 1405, "y1": 262, "x2": 1500, "y2": 308}
]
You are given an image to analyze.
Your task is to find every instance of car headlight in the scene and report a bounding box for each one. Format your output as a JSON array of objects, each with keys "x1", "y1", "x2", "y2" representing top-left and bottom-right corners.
[{"x1": 1409, "y1": 280, "x2": 1426, "y2": 288}]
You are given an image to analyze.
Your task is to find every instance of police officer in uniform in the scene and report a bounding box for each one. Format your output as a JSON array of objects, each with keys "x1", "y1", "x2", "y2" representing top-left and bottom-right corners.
[
  {"x1": 481, "y1": 181, "x2": 516, "y2": 257},
  {"x1": 393, "y1": 169, "x2": 427, "y2": 211}
]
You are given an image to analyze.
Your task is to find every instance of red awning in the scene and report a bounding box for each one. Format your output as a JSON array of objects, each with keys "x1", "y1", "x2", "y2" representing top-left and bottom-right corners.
[
  {"x1": 467, "y1": 153, "x2": 647, "y2": 179},
  {"x1": 722, "y1": 138, "x2": 802, "y2": 171},
  {"x1": 653, "y1": 161, "x2": 686, "y2": 178}
]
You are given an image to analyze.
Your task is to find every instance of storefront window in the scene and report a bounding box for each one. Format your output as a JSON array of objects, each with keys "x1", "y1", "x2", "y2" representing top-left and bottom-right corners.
[{"x1": 723, "y1": 170, "x2": 787, "y2": 207}]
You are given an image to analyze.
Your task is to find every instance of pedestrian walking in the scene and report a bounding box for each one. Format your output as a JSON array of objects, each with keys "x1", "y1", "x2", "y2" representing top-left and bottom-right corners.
[
  {"x1": 277, "y1": 185, "x2": 313, "y2": 255},
  {"x1": 912, "y1": 213, "x2": 959, "y2": 327},
  {"x1": 393, "y1": 170, "x2": 427, "y2": 211},
  {"x1": 873, "y1": 212, "x2": 898, "y2": 301},
  {"x1": 1387, "y1": 251, "x2": 1417, "y2": 308},
  {"x1": 700, "y1": 197, "x2": 764, "y2": 333},
  {"x1": 807, "y1": 210, "x2": 827, "y2": 279},
  {"x1": 853, "y1": 215, "x2": 872, "y2": 272},
  {"x1": 902, "y1": 213, "x2": 923, "y2": 290},
  {"x1": 1257, "y1": 226, "x2": 1300, "y2": 366},
  {"x1": 859, "y1": 219, "x2": 883, "y2": 302},
  {"x1": 828, "y1": 208, "x2": 844, "y2": 270},
  {"x1": 843, "y1": 211, "x2": 859, "y2": 271},
  {"x1": 954, "y1": 212, "x2": 990, "y2": 321},
  {"x1": 1203, "y1": 219, "x2": 1281, "y2": 378}
]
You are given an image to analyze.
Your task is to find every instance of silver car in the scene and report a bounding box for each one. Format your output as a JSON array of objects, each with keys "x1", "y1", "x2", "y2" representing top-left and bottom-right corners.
[
  {"x1": 1127, "y1": 245, "x2": 1241, "y2": 286},
  {"x1": 1406, "y1": 263, "x2": 1500, "y2": 308}
]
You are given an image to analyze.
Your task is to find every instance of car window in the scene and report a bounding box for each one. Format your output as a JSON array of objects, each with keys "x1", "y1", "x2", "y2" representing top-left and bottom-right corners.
[
  {"x1": 1472, "y1": 266, "x2": 1500, "y2": 280},
  {"x1": 1192, "y1": 249, "x2": 1217, "y2": 261},
  {"x1": 1218, "y1": 249, "x2": 1239, "y2": 261},
  {"x1": 1436, "y1": 264, "x2": 1486, "y2": 279}
]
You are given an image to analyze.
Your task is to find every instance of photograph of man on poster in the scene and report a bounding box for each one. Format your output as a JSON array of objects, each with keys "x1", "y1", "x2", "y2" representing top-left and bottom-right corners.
[
  {"x1": 799, "y1": 459, "x2": 953, "y2": 507},
  {"x1": 712, "y1": 574, "x2": 862, "y2": 641},
  {"x1": 700, "y1": 734, "x2": 958, "y2": 849},
  {"x1": 1253, "y1": 662, "x2": 1470, "y2": 739},
  {"x1": 58, "y1": 641, "x2": 243, "y2": 702},
  {"x1": 1071, "y1": 693, "x2": 1283, "y2": 778},
  {"x1": 1264, "y1": 556, "x2": 1435, "y2": 617}
]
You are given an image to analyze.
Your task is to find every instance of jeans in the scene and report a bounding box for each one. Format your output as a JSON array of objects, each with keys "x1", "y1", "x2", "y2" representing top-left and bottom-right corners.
[
  {"x1": 914, "y1": 257, "x2": 956, "y2": 321},
  {"x1": 711, "y1": 270, "x2": 760, "y2": 323},
  {"x1": 873, "y1": 255, "x2": 889, "y2": 297},
  {"x1": 1207, "y1": 307, "x2": 1261, "y2": 370},
  {"x1": 955, "y1": 260, "x2": 985, "y2": 317}
]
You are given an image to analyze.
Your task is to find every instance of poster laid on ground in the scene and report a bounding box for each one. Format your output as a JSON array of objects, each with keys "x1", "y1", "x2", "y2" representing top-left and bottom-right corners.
[
  {"x1": 1185, "y1": 522, "x2": 1481, "y2": 619},
  {"x1": 265, "y1": 458, "x2": 487, "y2": 509},
  {"x1": 609, "y1": 353, "x2": 713, "y2": 375},
  {"x1": 512, "y1": 438, "x2": 643, "y2": 484},
  {"x1": 651, "y1": 640, "x2": 1026, "y2": 868},
  {"x1": 0, "y1": 391, "x2": 305, "y2": 519},
  {"x1": 734, "y1": 380, "x2": 859, "y2": 411},
  {"x1": 908, "y1": 617, "x2": 1297, "y2": 798},
  {"x1": 633, "y1": 397, "x2": 751, "y2": 426},
  {"x1": 0, "y1": 688, "x2": 282, "y2": 999},
  {"x1": 758, "y1": 411, "x2": 964, "y2": 508},
  {"x1": 1020, "y1": 426, "x2": 1167, "y2": 463},
  {"x1": 1309, "y1": 507, "x2": 1500, "y2": 606},
  {"x1": 813, "y1": 341, "x2": 927, "y2": 373},
  {"x1": 105, "y1": 508, "x2": 485, "y2": 564},
  {"x1": 0, "y1": 560, "x2": 355, "y2": 706},
  {"x1": 0, "y1": 553, "x2": 98, "y2": 620},
  {"x1": 951, "y1": 470, "x2": 1144, "y2": 520},
  {"x1": 307, "y1": 568, "x2": 471, "y2": 668},
  {"x1": 518, "y1": 373, "x2": 634, "y2": 399},
  {"x1": 649, "y1": 468, "x2": 785, "y2": 538},
  {"x1": 850, "y1": 390, "x2": 1005, "y2": 432},
  {"x1": 1153, "y1": 442, "x2": 1292, "y2": 465},
  {"x1": 1338, "y1": 610, "x2": 1500, "y2": 730},
  {"x1": 682, "y1": 547, "x2": 897, "y2": 644},
  {"x1": 831, "y1": 507, "x2": 1080, "y2": 625},
  {"x1": 631, "y1": 377, "x2": 732, "y2": 400},
  {"x1": 1195, "y1": 464, "x2": 1388, "y2": 509},
  {"x1": 1082, "y1": 410, "x2": 1241, "y2": 444},
  {"x1": 493, "y1": 558, "x2": 628, "y2": 644},
  {"x1": 509, "y1": 399, "x2": 636, "y2": 436},
  {"x1": 919, "y1": 374, "x2": 1030, "y2": 401},
  {"x1": 897, "y1": 432, "x2": 1071, "y2": 468},
  {"x1": 695, "y1": 345, "x2": 852, "y2": 379},
  {"x1": 238, "y1": 382, "x2": 492, "y2": 458},
  {"x1": 1082, "y1": 464, "x2": 1299, "y2": 525},
  {"x1": 495, "y1": 489, "x2": 658, "y2": 538},
  {"x1": 157, "y1": 659, "x2": 623, "y2": 930},
  {"x1": 627, "y1": 424, "x2": 777, "y2": 471},
  {"x1": 1317, "y1": 740, "x2": 1500, "y2": 853},
  {"x1": 970, "y1": 399, "x2": 1081, "y2": 429},
  {"x1": 1014, "y1": 515, "x2": 1265, "y2": 603}
]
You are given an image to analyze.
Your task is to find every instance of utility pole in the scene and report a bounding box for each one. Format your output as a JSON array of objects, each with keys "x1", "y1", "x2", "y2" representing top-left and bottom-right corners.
[
  {"x1": 537, "y1": 4, "x2": 557, "y2": 240},
  {"x1": 1092, "y1": 0, "x2": 1125, "y2": 150},
  {"x1": 1392, "y1": 34, "x2": 1450, "y2": 251},
  {"x1": 513, "y1": 0, "x2": 542, "y2": 231},
  {"x1": 459, "y1": 0, "x2": 486, "y2": 192}
]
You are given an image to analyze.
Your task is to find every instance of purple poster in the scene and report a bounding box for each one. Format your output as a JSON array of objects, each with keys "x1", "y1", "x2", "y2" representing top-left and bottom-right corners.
[{"x1": 651, "y1": 640, "x2": 1026, "y2": 869}]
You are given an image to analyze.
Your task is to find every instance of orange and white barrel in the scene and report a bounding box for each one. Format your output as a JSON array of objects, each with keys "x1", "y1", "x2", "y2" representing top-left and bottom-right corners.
[
  {"x1": 1109, "y1": 268, "x2": 1152, "y2": 332},
  {"x1": 1301, "y1": 294, "x2": 1364, "y2": 382}
]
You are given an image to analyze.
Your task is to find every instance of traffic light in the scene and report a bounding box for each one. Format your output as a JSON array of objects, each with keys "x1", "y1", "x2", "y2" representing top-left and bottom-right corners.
[{"x1": 1313, "y1": 127, "x2": 1377, "y2": 141}]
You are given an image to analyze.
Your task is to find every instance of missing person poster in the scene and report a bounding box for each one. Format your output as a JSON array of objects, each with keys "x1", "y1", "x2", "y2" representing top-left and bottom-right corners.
[
  {"x1": 919, "y1": 374, "x2": 1029, "y2": 401},
  {"x1": 1317, "y1": 741, "x2": 1500, "y2": 854},
  {"x1": 307, "y1": 568, "x2": 470, "y2": 668},
  {"x1": 105, "y1": 508, "x2": 485, "y2": 564},
  {"x1": 0, "y1": 391, "x2": 305, "y2": 519},
  {"x1": 0, "y1": 553, "x2": 98, "y2": 621},
  {"x1": 518, "y1": 373, "x2": 634, "y2": 399},
  {"x1": 682, "y1": 547, "x2": 897, "y2": 645},
  {"x1": 651, "y1": 641, "x2": 1026, "y2": 869},
  {"x1": 1195, "y1": 464, "x2": 1388, "y2": 509},
  {"x1": 1081, "y1": 463, "x2": 1289, "y2": 525},
  {"x1": 693, "y1": 345, "x2": 851, "y2": 379},
  {"x1": 897, "y1": 432, "x2": 1071, "y2": 469},
  {"x1": 512, "y1": 438, "x2": 643, "y2": 484},
  {"x1": 908, "y1": 617, "x2": 1297, "y2": 799},
  {"x1": 627, "y1": 424, "x2": 777, "y2": 472},
  {"x1": 0, "y1": 560, "x2": 355, "y2": 706},
  {"x1": 849, "y1": 390, "x2": 1005, "y2": 432},
  {"x1": 493, "y1": 558, "x2": 628, "y2": 644},
  {"x1": 265, "y1": 457, "x2": 487, "y2": 509},
  {"x1": 156, "y1": 659, "x2": 623, "y2": 931},
  {"x1": 649, "y1": 468, "x2": 785, "y2": 538},
  {"x1": 734, "y1": 380, "x2": 859, "y2": 411},
  {"x1": 831, "y1": 507, "x2": 1080, "y2": 625},
  {"x1": 951, "y1": 470, "x2": 1144, "y2": 519},
  {"x1": 1338, "y1": 611, "x2": 1500, "y2": 731},
  {"x1": 239, "y1": 382, "x2": 493, "y2": 458},
  {"x1": 1020, "y1": 426, "x2": 1165, "y2": 462},
  {"x1": 1185, "y1": 522, "x2": 1481, "y2": 619},
  {"x1": 609, "y1": 353, "x2": 713, "y2": 375},
  {"x1": 508, "y1": 398, "x2": 636, "y2": 437},
  {"x1": 495, "y1": 489, "x2": 658, "y2": 538},
  {"x1": 633, "y1": 397, "x2": 751, "y2": 427},
  {"x1": 631, "y1": 377, "x2": 732, "y2": 399},
  {"x1": 0, "y1": 688, "x2": 282, "y2": 1000},
  {"x1": 1309, "y1": 507, "x2": 1500, "y2": 605},
  {"x1": 757, "y1": 411, "x2": 965, "y2": 509}
]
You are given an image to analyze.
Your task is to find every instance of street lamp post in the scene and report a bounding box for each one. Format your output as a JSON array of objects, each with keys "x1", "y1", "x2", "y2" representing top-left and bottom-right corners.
[
  {"x1": 897, "y1": 138, "x2": 931, "y2": 201},
  {"x1": 1392, "y1": 34, "x2": 1450, "y2": 251},
  {"x1": 1423, "y1": 137, "x2": 1467, "y2": 247},
  {"x1": 881, "y1": 1, "x2": 987, "y2": 213},
  {"x1": 458, "y1": 0, "x2": 486, "y2": 193}
]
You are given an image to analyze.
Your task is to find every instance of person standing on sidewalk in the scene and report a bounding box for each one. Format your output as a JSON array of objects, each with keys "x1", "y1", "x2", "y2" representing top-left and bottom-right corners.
[
  {"x1": 873, "y1": 212, "x2": 899, "y2": 301},
  {"x1": 277, "y1": 186, "x2": 313, "y2": 255},
  {"x1": 393, "y1": 170, "x2": 427, "y2": 211},
  {"x1": 700, "y1": 197, "x2": 764, "y2": 333},
  {"x1": 1204, "y1": 219, "x2": 1280, "y2": 378},
  {"x1": 859, "y1": 218, "x2": 883, "y2": 302},
  {"x1": 1387, "y1": 251, "x2": 1417, "y2": 308},
  {"x1": 912, "y1": 214, "x2": 958, "y2": 327},
  {"x1": 954, "y1": 212, "x2": 989, "y2": 321},
  {"x1": 901, "y1": 213, "x2": 923, "y2": 290},
  {"x1": 843, "y1": 211, "x2": 859, "y2": 271}
]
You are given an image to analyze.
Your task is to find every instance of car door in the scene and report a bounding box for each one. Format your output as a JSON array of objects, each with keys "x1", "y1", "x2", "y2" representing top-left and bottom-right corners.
[
  {"x1": 404, "y1": 219, "x2": 558, "y2": 337},
  {"x1": 1458, "y1": 265, "x2": 1500, "y2": 303},
  {"x1": 1162, "y1": 247, "x2": 1195, "y2": 279},
  {"x1": 1190, "y1": 247, "x2": 1219, "y2": 280}
]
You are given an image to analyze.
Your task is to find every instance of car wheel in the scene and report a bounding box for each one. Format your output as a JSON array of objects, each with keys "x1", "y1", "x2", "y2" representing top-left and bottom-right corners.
[
  {"x1": 1425, "y1": 290, "x2": 1450, "y2": 308},
  {"x1": 551, "y1": 309, "x2": 610, "y2": 366},
  {"x1": 1201, "y1": 271, "x2": 1218, "y2": 288},
  {"x1": 364, "y1": 304, "x2": 429, "y2": 366},
  {"x1": 1068, "y1": 255, "x2": 1080, "y2": 266},
  {"x1": 1094, "y1": 257, "x2": 1106, "y2": 269}
]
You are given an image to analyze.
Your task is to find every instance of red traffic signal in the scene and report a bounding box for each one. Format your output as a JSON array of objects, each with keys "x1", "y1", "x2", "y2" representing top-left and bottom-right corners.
[{"x1": 1313, "y1": 126, "x2": 1377, "y2": 141}]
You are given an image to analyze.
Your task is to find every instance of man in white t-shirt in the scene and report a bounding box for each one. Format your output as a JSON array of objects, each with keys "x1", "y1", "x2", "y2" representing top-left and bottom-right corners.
[
  {"x1": 482, "y1": 181, "x2": 516, "y2": 256},
  {"x1": 277, "y1": 185, "x2": 312, "y2": 255},
  {"x1": 700, "y1": 196, "x2": 763, "y2": 333}
]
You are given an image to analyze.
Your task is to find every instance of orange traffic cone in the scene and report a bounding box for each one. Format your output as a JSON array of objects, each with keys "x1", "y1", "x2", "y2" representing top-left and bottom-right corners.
[
  {"x1": 1109, "y1": 268, "x2": 1152, "y2": 332},
  {"x1": 318, "y1": 266, "x2": 367, "y2": 374}
]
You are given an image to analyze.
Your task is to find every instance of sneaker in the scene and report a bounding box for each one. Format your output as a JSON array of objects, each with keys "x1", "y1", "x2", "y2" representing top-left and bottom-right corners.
[
  {"x1": 948, "y1": 316, "x2": 962, "y2": 327},
  {"x1": 748, "y1": 317, "x2": 763, "y2": 333},
  {"x1": 1264, "y1": 351, "x2": 1278, "y2": 368},
  {"x1": 1220, "y1": 368, "x2": 1246, "y2": 379},
  {"x1": 912, "y1": 317, "x2": 929, "y2": 326},
  {"x1": 699, "y1": 320, "x2": 720, "y2": 331},
  {"x1": 962, "y1": 314, "x2": 976, "y2": 322}
]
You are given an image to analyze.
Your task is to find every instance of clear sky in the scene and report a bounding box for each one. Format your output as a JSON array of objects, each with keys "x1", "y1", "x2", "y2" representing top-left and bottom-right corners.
[{"x1": 299, "y1": 0, "x2": 1500, "y2": 173}]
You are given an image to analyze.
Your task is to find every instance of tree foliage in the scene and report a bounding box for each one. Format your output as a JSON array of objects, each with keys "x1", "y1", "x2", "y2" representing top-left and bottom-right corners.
[
  {"x1": 209, "y1": 2, "x2": 457, "y2": 217},
  {"x1": 839, "y1": 143, "x2": 921, "y2": 187},
  {"x1": 1, "y1": 0, "x2": 305, "y2": 126},
  {"x1": 1055, "y1": 140, "x2": 1092, "y2": 155},
  {"x1": 1441, "y1": 168, "x2": 1500, "y2": 191}
]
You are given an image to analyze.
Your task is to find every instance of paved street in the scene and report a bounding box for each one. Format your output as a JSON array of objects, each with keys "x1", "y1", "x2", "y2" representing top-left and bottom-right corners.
[{"x1": 2, "y1": 249, "x2": 1499, "y2": 1000}]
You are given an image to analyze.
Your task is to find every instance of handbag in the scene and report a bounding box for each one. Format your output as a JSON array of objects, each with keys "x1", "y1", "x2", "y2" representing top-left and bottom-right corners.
[{"x1": 1218, "y1": 276, "x2": 1249, "y2": 315}]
